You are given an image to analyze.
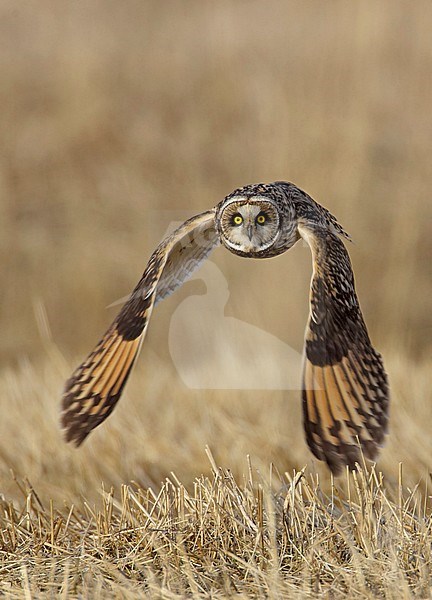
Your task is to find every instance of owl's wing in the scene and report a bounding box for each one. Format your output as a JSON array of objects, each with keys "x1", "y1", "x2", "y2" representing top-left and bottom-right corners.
[
  {"x1": 298, "y1": 224, "x2": 389, "y2": 475},
  {"x1": 61, "y1": 210, "x2": 219, "y2": 446}
]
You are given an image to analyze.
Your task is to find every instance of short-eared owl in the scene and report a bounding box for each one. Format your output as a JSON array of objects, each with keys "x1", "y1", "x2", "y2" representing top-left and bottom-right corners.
[{"x1": 61, "y1": 182, "x2": 389, "y2": 474}]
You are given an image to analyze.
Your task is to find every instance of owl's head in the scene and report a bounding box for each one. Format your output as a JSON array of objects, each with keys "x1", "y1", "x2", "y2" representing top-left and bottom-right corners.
[{"x1": 216, "y1": 197, "x2": 281, "y2": 257}]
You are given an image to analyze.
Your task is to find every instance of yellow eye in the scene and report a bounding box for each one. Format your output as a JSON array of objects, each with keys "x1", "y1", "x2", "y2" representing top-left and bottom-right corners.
[
  {"x1": 256, "y1": 213, "x2": 267, "y2": 225},
  {"x1": 233, "y1": 214, "x2": 243, "y2": 225}
]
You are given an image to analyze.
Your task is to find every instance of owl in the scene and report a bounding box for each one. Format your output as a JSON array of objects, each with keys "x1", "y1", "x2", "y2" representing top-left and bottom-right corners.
[{"x1": 61, "y1": 182, "x2": 389, "y2": 475}]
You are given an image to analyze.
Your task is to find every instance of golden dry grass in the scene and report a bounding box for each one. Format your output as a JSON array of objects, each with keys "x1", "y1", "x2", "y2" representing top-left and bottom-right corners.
[
  {"x1": 2, "y1": 455, "x2": 432, "y2": 598},
  {"x1": 1, "y1": 1, "x2": 432, "y2": 597}
]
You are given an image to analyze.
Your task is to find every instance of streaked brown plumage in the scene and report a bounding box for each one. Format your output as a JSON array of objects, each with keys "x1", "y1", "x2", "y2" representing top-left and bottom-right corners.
[
  {"x1": 62, "y1": 211, "x2": 219, "y2": 446},
  {"x1": 61, "y1": 182, "x2": 389, "y2": 474},
  {"x1": 298, "y1": 223, "x2": 388, "y2": 473}
]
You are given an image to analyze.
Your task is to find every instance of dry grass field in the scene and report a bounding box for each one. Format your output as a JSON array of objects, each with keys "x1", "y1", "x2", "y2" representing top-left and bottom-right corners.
[{"x1": 1, "y1": 1, "x2": 432, "y2": 596}]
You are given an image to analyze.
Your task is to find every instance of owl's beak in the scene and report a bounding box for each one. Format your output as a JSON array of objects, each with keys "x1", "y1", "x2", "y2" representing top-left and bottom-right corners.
[{"x1": 247, "y1": 224, "x2": 254, "y2": 240}]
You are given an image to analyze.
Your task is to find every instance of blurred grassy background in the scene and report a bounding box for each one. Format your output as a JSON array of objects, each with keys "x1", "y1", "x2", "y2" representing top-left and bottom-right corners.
[
  {"x1": 0, "y1": 1, "x2": 431, "y2": 502},
  {"x1": 2, "y1": 0, "x2": 431, "y2": 363}
]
